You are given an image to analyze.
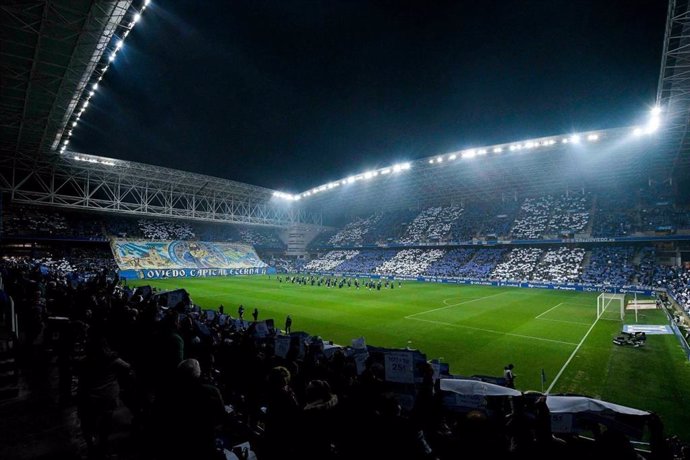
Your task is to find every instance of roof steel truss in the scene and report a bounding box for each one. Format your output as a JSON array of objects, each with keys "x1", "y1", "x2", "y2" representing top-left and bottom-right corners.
[{"x1": 0, "y1": 151, "x2": 321, "y2": 227}]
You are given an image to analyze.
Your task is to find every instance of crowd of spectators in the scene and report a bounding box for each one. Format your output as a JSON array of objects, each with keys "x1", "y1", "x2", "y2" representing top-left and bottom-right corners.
[
  {"x1": 2, "y1": 206, "x2": 106, "y2": 241},
  {"x1": 4, "y1": 255, "x2": 684, "y2": 460},
  {"x1": 510, "y1": 197, "x2": 552, "y2": 239},
  {"x1": 399, "y1": 206, "x2": 463, "y2": 243},
  {"x1": 328, "y1": 214, "x2": 381, "y2": 246},
  {"x1": 530, "y1": 247, "x2": 585, "y2": 283},
  {"x1": 453, "y1": 248, "x2": 508, "y2": 279},
  {"x1": 637, "y1": 247, "x2": 657, "y2": 287},
  {"x1": 580, "y1": 246, "x2": 637, "y2": 286},
  {"x1": 137, "y1": 219, "x2": 195, "y2": 240},
  {"x1": 237, "y1": 227, "x2": 284, "y2": 248},
  {"x1": 511, "y1": 193, "x2": 590, "y2": 239},
  {"x1": 374, "y1": 249, "x2": 446, "y2": 276},
  {"x1": 654, "y1": 266, "x2": 690, "y2": 314},
  {"x1": 480, "y1": 202, "x2": 521, "y2": 237},
  {"x1": 303, "y1": 251, "x2": 359, "y2": 272},
  {"x1": 334, "y1": 250, "x2": 398, "y2": 273},
  {"x1": 425, "y1": 249, "x2": 477, "y2": 277},
  {"x1": 491, "y1": 248, "x2": 544, "y2": 281},
  {"x1": 591, "y1": 192, "x2": 637, "y2": 237}
]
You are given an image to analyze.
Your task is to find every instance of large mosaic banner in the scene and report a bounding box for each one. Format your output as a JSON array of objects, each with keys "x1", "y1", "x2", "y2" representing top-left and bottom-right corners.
[{"x1": 111, "y1": 239, "x2": 268, "y2": 271}]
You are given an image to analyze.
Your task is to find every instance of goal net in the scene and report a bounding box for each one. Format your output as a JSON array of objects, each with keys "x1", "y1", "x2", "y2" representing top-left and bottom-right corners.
[{"x1": 597, "y1": 293, "x2": 626, "y2": 321}]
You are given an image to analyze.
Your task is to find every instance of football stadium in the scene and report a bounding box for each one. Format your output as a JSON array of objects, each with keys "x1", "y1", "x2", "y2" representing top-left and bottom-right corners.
[{"x1": 1, "y1": 1, "x2": 690, "y2": 459}]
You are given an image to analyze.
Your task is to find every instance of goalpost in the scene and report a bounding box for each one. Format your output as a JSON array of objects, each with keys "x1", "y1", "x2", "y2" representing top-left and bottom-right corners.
[{"x1": 597, "y1": 293, "x2": 626, "y2": 321}]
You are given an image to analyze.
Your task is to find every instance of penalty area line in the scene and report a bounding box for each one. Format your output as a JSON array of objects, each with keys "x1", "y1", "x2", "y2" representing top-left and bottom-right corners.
[
  {"x1": 535, "y1": 302, "x2": 564, "y2": 319},
  {"x1": 405, "y1": 316, "x2": 578, "y2": 346},
  {"x1": 406, "y1": 291, "x2": 509, "y2": 319},
  {"x1": 545, "y1": 312, "x2": 603, "y2": 394}
]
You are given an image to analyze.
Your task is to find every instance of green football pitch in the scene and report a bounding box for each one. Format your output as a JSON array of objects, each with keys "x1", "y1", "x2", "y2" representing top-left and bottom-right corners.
[{"x1": 128, "y1": 275, "x2": 690, "y2": 440}]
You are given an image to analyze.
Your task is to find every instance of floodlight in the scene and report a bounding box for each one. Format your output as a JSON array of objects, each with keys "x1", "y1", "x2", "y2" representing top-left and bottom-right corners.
[
  {"x1": 116, "y1": 40, "x2": 124, "y2": 49},
  {"x1": 381, "y1": 168, "x2": 391, "y2": 175},
  {"x1": 364, "y1": 171, "x2": 375, "y2": 179},
  {"x1": 509, "y1": 145, "x2": 517, "y2": 151},
  {"x1": 651, "y1": 106, "x2": 661, "y2": 116},
  {"x1": 72, "y1": 121, "x2": 77, "y2": 127},
  {"x1": 570, "y1": 135, "x2": 580, "y2": 143},
  {"x1": 133, "y1": 13, "x2": 141, "y2": 23},
  {"x1": 587, "y1": 134, "x2": 599, "y2": 141},
  {"x1": 562, "y1": 138, "x2": 569, "y2": 144},
  {"x1": 436, "y1": 157, "x2": 443, "y2": 163},
  {"x1": 646, "y1": 117, "x2": 660, "y2": 133},
  {"x1": 462, "y1": 150, "x2": 476, "y2": 159},
  {"x1": 478, "y1": 149, "x2": 487, "y2": 155},
  {"x1": 92, "y1": 83, "x2": 98, "y2": 90},
  {"x1": 145, "y1": 0, "x2": 151, "y2": 5},
  {"x1": 493, "y1": 147, "x2": 502, "y2": 153},
  {"x1": 401, "y1": 162, "x2": 411, "y2": 170},
  {"x1": 83, "y1": 101, "x2": 89, "y2": 108},
  {"x1": 63, "y1": 140, "x2": 69, "y2": 146},
  {"x1": 347, "y1": 176, "x2": 355, "y2": 184},
  {"x1": 633, "y1": 127, "x2": 643, "y2": 136},
  {"x1": 392, "y1": 164, "x2": 402, "y2": 172},
  {"x1": 449, "y1": 154, "x2": 457, "y2": 160},
  {"x1": 109, "y1": 54, "x2": 116, "y2": 62},
  {"x1": 428, "y1": 159, "x2": 434, "y2": 164}
]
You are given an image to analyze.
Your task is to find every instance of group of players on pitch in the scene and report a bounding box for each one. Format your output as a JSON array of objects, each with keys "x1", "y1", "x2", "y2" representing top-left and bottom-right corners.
[{"x1": 276, "y1": 274, "x2": 402, "y2": 291}]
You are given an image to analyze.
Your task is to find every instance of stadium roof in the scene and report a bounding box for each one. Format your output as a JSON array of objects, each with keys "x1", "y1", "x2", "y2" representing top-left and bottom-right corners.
[
  {"x1": 293, "y1": 126, "x2": 665, "y2": 218},
  {"x1": 0, "y1": 0, "x2": 134, "y2": 158},
  {"x1": 656, "y1": 0, "x2": 690, "y2": 174},
  {"x1": 1, "y1": 1, "x2": 689, "y2": 226}
]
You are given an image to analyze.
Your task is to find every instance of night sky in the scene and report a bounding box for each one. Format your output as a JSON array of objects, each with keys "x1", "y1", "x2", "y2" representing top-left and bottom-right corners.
[{"x1": 73, "y1": 0, "x2": 668, "y2": 192}]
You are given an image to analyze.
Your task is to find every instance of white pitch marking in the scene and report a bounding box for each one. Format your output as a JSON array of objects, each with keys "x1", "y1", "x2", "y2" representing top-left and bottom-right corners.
[
  {"x1": 406, "y1": 291, "x2": 509, "y2": 319},
  {"x1": 546, "y1": 313, "x2": 603, "y2": 394},
  {"x1": 406, "y1": 316, "x2": 578, "y2": 346},
  {"x1": 536, "y1": 317, "x2": 591, "y2": 326},
  {"x1": 535, "y1": 302, "x2": 564, "y2": 319}
]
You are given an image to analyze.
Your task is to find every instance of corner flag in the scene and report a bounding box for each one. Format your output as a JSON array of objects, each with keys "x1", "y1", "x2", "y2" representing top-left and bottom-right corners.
[{"x1": 541, "y1": 368, "x2": 547, "y2": 392}]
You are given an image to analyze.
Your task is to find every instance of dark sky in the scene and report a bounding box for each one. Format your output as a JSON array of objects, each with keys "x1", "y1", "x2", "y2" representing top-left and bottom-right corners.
[{"x1": 73, "y1": 0, "x2": 668, "y2": 192}]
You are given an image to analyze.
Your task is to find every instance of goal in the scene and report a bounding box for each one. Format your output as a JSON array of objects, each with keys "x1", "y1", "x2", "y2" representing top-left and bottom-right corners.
[{"x1": 597, "y1": 293, "x2": 626, "y2": 321}]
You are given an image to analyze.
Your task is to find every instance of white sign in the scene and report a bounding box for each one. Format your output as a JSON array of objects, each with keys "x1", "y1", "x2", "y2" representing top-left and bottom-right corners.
[
  {"x1": 384, "y1": 351, "x2": 414, "y2": 384},
  {"x1": 274, "y1": 335, "x2": 291, "y2": 358}
]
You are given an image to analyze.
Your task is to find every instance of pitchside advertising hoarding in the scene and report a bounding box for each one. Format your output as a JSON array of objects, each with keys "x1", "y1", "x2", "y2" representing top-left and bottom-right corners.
[{"x1": 120, "y1": 267, "x2": 275, "y2": 279}]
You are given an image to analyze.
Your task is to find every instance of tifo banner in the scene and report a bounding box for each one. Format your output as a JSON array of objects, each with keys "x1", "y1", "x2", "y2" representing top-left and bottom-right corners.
[{"x1": 112, "y1": 239, "x2": 272, "y2": 279}]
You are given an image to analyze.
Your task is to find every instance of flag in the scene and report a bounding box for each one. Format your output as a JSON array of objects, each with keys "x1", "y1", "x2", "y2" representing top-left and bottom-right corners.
[{"x1": 541, "y1": 368, "x2": 547, "y2": 388}]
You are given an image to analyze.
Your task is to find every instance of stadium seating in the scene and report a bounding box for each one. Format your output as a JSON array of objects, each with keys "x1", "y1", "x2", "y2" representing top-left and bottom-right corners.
[
  {"x1": 424, "y1": 248, "x2": 476, "y2": 277},
  {"x1": 374, "y1": 248, "x2": 446, "y2": 276},
  {"x1": 491, "y1": 248, "x2": 544, "y2": 280},
  {"x1": 328, "y1": 213, "x2": 381, "y2": 246},
  {"x1": 303, "y1": 250, "x2": 359, "y2": 271},
  {"x1": 580, "y1": 246, "x2": 636, "y2": 286},
  {"x1": 511, "y1": 193, "x2": 590, "y2": 239},
  {"x1": 399, "y1": 206, "x2": 463, "y2": 243},
  {"x1": 2, "y1": 206, "x2": 106, "y2": 241},
  {"x1": 334, "y1": 249, "x2": 398, "y2": 273},
  {"x1": 453, "y1": 248, "x2": 508, "y2": 279},
  {"x1": 237, "y1": 226, "x2": 284, "y2": 248},
  {"x1": 530, "y1": 247, "x2": 584, "y2": 283}
]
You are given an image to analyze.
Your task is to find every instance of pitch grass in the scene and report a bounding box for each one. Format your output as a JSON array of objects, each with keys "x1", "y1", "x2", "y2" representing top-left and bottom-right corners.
[{"x1": 129, "y1": 276, "x2": 690, "y2": 440}]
